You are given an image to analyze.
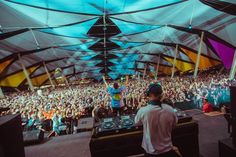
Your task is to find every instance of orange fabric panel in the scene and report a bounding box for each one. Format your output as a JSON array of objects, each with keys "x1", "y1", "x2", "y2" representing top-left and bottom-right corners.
[
  {"x1": 158, "y1": 65, "x2": 173, "y2": 74},
  {"x1": 181, "y1": 47, "x2": 220, "y2": 69},
  {"x1": 0, "y1": 59, "x2": 14, "y2": 73},
  {"x1": 164, "y1": 56, "x2": 194, "y2": 72},
  {"x1": 0, "y1": 66, "x2": 38, "y2": 87}
]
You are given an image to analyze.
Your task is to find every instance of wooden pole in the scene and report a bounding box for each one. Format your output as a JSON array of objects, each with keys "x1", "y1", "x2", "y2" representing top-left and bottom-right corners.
[
  {"x1": 43, "y1": 62, "x2": 55, "y2": 88},
  {"x1": 155, "y1": 54, "x2": 161, "y2": 80},
  {"x1": 193, "y1": 31, "x2": 204, "y2": 78},
  {"x1": 0, "y1": 87, "x2": 4, "y2": 99},
  {"x1": 30, "y1": 29, "x2": 40, "y2": 49},
  {"x1": 63, "y1": 74, "x2": 70, "y2": 87},
  {"x1": 171, "y1": 44, "x2": 178, "y2": 78},
  {"x1": 18, "y1": 54, "x2": 34, "y2": 91},
  {"x1": 143, "y1": 63, "x2": 147, "y2": 79},
  {"x1": 229, "y1": 49, "x2": 236, "y2": 80}
]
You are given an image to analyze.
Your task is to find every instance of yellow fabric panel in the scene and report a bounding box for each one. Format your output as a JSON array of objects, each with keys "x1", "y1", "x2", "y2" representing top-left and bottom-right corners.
[
  {"x1": 181, "y1": 47, "x2": 220, "y2": 69},
  {"x1": 0, "y1": 66, "x2": 38, "y2": 87},
  {"x1": 0, "y1": 59, "x2": 13, "y2": 73},
  {"x1": 164, "y1": 57, "x2": 194, "y2": 72},
  {"x1": 30, "y1": 73, "x2": 49, "y2": 87}
]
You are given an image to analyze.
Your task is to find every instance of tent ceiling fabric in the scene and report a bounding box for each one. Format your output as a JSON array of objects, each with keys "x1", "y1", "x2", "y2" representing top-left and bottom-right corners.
[
  {"x1": 0, "y1": 0, "x2": 236, "y2": 87},
  {"x1": 4, "y1": 0, "x2": 186, "y2": 15},
  {"x1": 199, "y1": 0, "x2": 236, "y2": 15},
  {"x1": 37, "y1": 18, "x2": 99, "y2": 38}
]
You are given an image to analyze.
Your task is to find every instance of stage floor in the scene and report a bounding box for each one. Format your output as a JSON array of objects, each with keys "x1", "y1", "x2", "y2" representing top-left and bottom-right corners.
[
  {"x1": 25, "y1": 132, "x2": 92, "y2": 157},
  {"x1": 25, "y1": 109, "x2": 229, "y2": 157}
]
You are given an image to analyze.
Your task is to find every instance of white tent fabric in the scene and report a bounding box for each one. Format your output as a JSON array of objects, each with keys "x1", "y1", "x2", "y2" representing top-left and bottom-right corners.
[{"x1": 0, "y1": 0, "x2": 235, "y2": 86}]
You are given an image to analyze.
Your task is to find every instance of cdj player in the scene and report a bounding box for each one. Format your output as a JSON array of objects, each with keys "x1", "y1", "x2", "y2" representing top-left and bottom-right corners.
[
  {"x1": 93, "y1": 114, "x2": 140, "y2": 138},
  {"x1": 92, "y1": 109, "x2": 192, "y2": 138}
]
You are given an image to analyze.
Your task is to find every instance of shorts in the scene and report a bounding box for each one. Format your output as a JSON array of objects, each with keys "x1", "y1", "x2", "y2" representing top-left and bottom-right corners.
[{"x1": 112, "y1": 107, "x2": 121, "y2": 113}]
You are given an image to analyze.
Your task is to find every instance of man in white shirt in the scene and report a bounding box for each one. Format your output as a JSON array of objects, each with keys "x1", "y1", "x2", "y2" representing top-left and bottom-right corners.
[{"x1": 135, "y1": 83, "x2": 179, "y2": 157}]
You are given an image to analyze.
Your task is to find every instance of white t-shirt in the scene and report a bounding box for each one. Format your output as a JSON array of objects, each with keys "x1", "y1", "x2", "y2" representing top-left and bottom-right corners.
[
  {"x1": 135, "y1": 103, "x2": 178, "y2": 155},
  {"x1": 37, "y1": 89, "x2": 43, "y2": 96}
]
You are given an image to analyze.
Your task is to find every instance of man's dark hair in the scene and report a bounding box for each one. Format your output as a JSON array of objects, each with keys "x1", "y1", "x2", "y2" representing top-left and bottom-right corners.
[
  {"x1": 113, "y1": 82, "x2": 119, "y2": 89},
  {"x1": 145, "y1": 83, "x2": 163, "y2": 97}
]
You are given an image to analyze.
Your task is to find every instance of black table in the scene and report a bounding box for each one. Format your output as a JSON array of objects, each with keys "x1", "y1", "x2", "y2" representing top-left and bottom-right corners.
[
  {"x1": 90, "y1": 120, "x2": 199, "y2": 157},
  {"x1": 219, "y1": 138, "x2": 236, "y2": 157}
]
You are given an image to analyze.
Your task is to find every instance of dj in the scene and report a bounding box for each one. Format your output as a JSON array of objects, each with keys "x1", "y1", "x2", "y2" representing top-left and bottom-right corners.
[
  {"x1": 135, "y1": 83, "x2": 180, "y2": 157},
  {"x1": 103, "y1": 76, "x2": 128, "y2": 116}
]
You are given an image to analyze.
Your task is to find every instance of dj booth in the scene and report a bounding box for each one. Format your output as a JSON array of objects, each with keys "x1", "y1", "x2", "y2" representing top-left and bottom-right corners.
[{"x1": 90, "y1": 111, "x2": 199, "y2": 157}]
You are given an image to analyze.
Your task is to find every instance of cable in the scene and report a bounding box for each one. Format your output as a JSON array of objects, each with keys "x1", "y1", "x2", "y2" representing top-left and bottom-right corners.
[
  {"x1": 30, "y1": 29, "x2": 40, "y2": 49},
  {"x1": 122, "y1": 0, "x2": 127, "y2": 12},
  {"x1": 46, "y1": 0, "x2": 49, "y2": 26},
  {"x1": 189, "y1": 0, "x2": 196, "y2": 28},
  {"x1": 103, "y1": 0, "x2": 107, "y2": 73},
  {"x1": 0, "y1": 25, "x2": 3, "y2": 33}
]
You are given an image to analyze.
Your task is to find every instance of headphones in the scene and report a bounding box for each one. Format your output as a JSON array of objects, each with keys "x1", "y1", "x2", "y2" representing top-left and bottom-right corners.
[
  {"x1": 145, "y1": 83, "x2": 162, "y2": 97},
  {"x1": 145, "y1": 83, "x2": 163, "y2": 108}
]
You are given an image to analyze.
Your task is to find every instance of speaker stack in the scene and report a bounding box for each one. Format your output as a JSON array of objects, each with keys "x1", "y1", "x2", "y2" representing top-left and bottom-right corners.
[
  {"x1": 218, "y1": 86, "x2": 236, "y2": 157},
  {"x1": 0, "y1": 114, "x2": 25, "y2": 157},
  {"x1": 230, "y1": 86, "x2": 236, "y2": 145},
  {"x1": 23, "y1": 129, "x2": 44, "y2": 146}
]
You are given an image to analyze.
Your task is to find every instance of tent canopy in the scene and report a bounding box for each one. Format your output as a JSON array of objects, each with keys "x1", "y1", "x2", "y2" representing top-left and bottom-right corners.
[{"x1": 0, "y1": 0, "x2": 236, "y2": 87}]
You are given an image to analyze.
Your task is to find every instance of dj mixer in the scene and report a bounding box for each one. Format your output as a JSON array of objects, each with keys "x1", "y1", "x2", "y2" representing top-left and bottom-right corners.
[{"x1": 92, "y1": 109, "x2": 192, "y2": 138}]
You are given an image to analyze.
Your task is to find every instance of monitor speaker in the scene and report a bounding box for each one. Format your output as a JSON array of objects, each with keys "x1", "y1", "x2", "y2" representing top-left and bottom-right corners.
[
  {"x1": 23, "y1": 129, "x2": 44, "y2": 146},
  {"x1": 230, "y1": 86, "x2": 236, "y2": 117},
  {"x1": 230, "y1": 86, "x2": 236, "y2": 145},
  {"x1": 0, "y1": 114, "x2": 25, "y2": 157}
]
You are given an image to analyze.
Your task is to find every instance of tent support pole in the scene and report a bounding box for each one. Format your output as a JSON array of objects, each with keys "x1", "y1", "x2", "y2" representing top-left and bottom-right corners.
[
  {"x1": 62, "y1": 72, "x2": 71, "y2": 90},
  {"x1": 155, "y1": 54, "x2": 161, "y2": 80},
  {"x1": 143, "y1": 63, "x2": 147, "y2": 80},
  {"x1": 193, "y1": 31, "x2": 204, "y2": 78},
  {"x1": 30, "y1": 29, "x2": 40, "y2": 48},
  {"x1": 18, "y1": 54, "x2": 34, "y2": 91},
  {"x1": 229, "y1": 49, "x2": 236, "y2": 80},
  {"x1": 64, "y1": 75, "x2": 70, "y2": 87},
  {"x1": 135, "y1": 61, "x2": 138, "y2": 77},
  {"x1": 171, "y1": 44, "x2": 178, "y2": 78},
  {"x1": 103, "y1": 0, "x2": 107, "y2": 76},
  {"x1": 14, "y1": 88, "x2": 21, "y2": 92},
  {"x1": 43, "y1": 62, "x2": 55, "y2": 88},
  {"x1": 0, "y1": 87, "x2": 4, "y2": 99}
]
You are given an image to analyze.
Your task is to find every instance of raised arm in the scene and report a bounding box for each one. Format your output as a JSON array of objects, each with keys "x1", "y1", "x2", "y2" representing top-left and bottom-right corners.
[
  {"x1": 124, "y1": 75, "x2": 129, "y2": 86},
  {"x1": 103, "y1": 76, "x2": 108, "y2": 88}
]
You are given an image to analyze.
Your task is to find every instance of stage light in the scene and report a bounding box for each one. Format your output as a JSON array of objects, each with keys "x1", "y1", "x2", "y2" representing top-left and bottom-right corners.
[
  {"x1": 0, "y1": 25, "x2": 3, "y2": 33},
  {"x1": 188, "y1": 24, "x2": 192, "y2": 29}
]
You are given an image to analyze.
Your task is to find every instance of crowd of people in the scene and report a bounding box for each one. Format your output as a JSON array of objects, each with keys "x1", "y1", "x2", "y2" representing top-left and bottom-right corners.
[
  {"x1": 0, "y1": 70, "x2": 233, "y2": 135},
  {"x1": 160, "y1": 71, "x2": 231, "y2": 108}
]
